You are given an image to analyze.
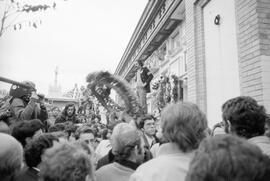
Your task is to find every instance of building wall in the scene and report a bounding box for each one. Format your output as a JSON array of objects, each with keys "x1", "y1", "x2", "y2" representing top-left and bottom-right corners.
[
  {"x1": 185, "y1": 0, "x2": 270, "y2": 127},
  {"x1": 255, "y1": 0, "x2": 270, "y2": 111},
  {"x1": 115, "y1": 0, "x2": 270, "y2": 127},
  {"x1": 235, "y1": 0, "x2": 270, "y2": 111},
  {"x1": 204, "y1": 0, "x2": 240, "y2": 127},
  {"x1": 185, "y1": 0, "x2": 198, "y2": 104}
]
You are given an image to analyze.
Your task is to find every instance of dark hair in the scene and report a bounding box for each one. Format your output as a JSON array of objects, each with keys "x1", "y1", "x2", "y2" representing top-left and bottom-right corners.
[
  {"x1": 24, "y1": 133, "x2": 59, "y2": 168},
  {"x1": 100, "y1": 128, "x2": 108, "y2": 139},
  {"x1": 48, "y1": 123, "x2": 66, "y2": 133},
  {"x1": 62, "y1": 103, "x2": 76, "y2": 116},
  {"x1": 222, "y1": 96, "x2": 267, "y2": 138},
  {"x1": 51, "y1": 106, "x2": 60, "y2": 112},
  {"x1": 12, "y1": 119, "x2": 43, "y2": 147},
  {"x1": 186, "y1": 135, "x2": 270, "y2": 181},
  {"x1": 74, "y1": 126, "x2": 94, "y2": 140},
  {"x1": 137, "y1": 60, "x2": 143, "y2": 67},
  {"x1": 138, "y1": 114, "x2": 155, "y2": 129},
  {"x1": 64, "y1": 123, "x2": 78, "y2": 138}
]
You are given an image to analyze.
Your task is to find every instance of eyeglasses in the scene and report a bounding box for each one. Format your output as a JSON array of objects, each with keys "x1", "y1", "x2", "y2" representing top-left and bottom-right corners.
[{"x1": 84, "y1": 139, "x2": 96, "y2": 144}]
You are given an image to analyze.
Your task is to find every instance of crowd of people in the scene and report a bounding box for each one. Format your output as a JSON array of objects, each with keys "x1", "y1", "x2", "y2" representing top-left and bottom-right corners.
[{"x1": 1, "y1": 80, "x2": 270, "y2": 181}]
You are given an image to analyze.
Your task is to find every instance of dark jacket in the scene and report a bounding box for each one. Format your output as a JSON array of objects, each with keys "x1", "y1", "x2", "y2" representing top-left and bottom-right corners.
[
  {"x1": 142, "y1": 133, "x2": 159, "y2": 150},
  {"x1": 140, "y1": 67, "x2": 153, "y2": 93},
  {"x1": 96, "y1": 148, "x2": 153, "y2": 170}
]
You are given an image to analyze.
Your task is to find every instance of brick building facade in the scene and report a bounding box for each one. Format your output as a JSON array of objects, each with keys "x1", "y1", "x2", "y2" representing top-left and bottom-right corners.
[{"x1": 114, "y1": 0, "x2": 270, "y2": 127}]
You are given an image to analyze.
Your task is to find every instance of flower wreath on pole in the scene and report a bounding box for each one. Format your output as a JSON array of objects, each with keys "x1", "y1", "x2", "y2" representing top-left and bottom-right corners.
[{"x1": 152, "y1": 74, "x2": 180, "y2": 112}]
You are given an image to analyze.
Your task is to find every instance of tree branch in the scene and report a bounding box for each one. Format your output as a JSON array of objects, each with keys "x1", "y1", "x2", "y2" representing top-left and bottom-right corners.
[
  {"x1": 0, "y1": 8, "x2": 8, "y2": 37},
  {"x1": 2, "y1": 12, "x2": 20, "y2": 33}
]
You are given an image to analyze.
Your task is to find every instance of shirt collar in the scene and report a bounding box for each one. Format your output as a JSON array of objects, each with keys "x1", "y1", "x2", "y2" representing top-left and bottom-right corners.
[
  {"x1": 115, "y1": 159, "x2": 139, "y2": 170},
  {"x1": 248, "y1": 135, "x2": 270, "y2": 144},
  {"x1": 157, "y1": 142, "x2": 195, "y2": 156},
  {"x1": 32, "y1": 167, "x2": 40, "y2": 172}
]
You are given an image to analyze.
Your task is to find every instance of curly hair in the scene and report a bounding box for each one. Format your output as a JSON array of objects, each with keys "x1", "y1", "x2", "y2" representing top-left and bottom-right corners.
[
  {"x1": 186, "y1": 135, "x2": 270, "y2": 181},
  {"x1": 222, "y1": 96, "x2": 267, "y2": 138},
  {"x1": 24, "y1": 133, "x2": 59, "y2": 168},
  {"x1": 161, "y1": 101, "x2": 208, "y2": 152},
  {"x1": 12, "y1": 119, "x2": 44, "y2": 147},
  {"x1": 39, "y1": 141, "x2": 94, "y2": 181}
]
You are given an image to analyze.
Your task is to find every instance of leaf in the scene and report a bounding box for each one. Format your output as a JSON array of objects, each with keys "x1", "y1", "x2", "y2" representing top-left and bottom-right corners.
[
  {"x1": 33, "y1": 23, "x2": 37, "y2": 28},
  {"x1": 53, "y1": 2, "x2": 56, "y2": 9}
]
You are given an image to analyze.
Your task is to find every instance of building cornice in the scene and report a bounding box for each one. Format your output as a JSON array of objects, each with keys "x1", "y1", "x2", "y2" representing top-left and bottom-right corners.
[
  {"x1": 114, "y1": 0, "x2": 165, "y2": 76},
  {"x1": 114, "y1": 0, "x2": 184, "y2": 81}
]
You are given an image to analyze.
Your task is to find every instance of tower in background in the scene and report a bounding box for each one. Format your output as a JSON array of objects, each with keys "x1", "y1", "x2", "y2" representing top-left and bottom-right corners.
[{"x1": 48, "y1": 66, "x2": 62, "y2": 98}]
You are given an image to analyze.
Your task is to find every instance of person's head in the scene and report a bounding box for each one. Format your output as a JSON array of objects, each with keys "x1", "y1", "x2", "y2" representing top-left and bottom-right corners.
[
  {"x1": 161, "y1": 101, "x2": 208, "y2": 152},
  {"x1": 111, "y1": 123, "x2": 144, "y2": 163},
  {"x1": 137, "y1": 60, "x2": 144, "y2": 68},
  {"x1": 100, "y1": 128, "x2": 108, "y2": 140},
  {"x1": 24, "y1": 133, "x2": 59, "y2": 168},
  {"x1": 139, "y1": 114, "x2": 156, "y2": 136},
  {"x1": 12, "y1": 119, "x2": 44, "y2": 147},
  {"x1": 0, "y1": 133, "x2": 23, "y2": 181},
  {"x1": 75, "y1": 126, "x2": 96, "y2": 149},
  {"x1": 94, "y1": 116, "x2": 100, "y2": 123},
  {"x1": 64, "y1": 123, "x2": 78, "y2": 141},
  {"x1": 51, "y1": 107, "x2": 60, "y2": 117},
  {"x1": 64, "y1": 103, "x2": 76, "y2": 117},
  {"x1": 48, "y1": 123, "x2": 66, "y2": 133},
  {"x1": 39, "y1": 141, "x2": 95, "y2": 181},
  {"x1": 186, "y1": 135, "x2": 270, "y2": 181},
  {"x1": 20, "y1": 81, "x2": 36, "y2": 102},
  {"x1": 222, "y1": 96, "x2": 267, "y2": 139}
]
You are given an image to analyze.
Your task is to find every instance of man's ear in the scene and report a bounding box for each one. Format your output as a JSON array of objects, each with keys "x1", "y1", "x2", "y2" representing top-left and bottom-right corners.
[
  {"x1": 134, "y1": 145, "x2": 142, "y2": 155},
  {"x1": 227, "y1": 120, "x2": 232, "y2": 133},
  {"x1": 224, "y1": 120, "x2": 231, "y2": 133}
]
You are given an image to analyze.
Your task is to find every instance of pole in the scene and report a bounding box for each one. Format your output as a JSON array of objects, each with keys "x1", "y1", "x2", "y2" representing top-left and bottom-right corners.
[{"x1": 0, "y1": 76, "x2": 35, "y2": 90}]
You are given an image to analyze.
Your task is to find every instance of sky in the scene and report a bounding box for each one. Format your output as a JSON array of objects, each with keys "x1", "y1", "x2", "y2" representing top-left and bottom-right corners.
[{"x1": 0, "y1": 0, "x2": 148, "y2": 95}]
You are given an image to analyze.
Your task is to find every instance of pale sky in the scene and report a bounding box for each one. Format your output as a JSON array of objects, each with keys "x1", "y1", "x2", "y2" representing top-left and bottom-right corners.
[{"x1": 0, "y1": 0, "x2": 147, "y2": 95}]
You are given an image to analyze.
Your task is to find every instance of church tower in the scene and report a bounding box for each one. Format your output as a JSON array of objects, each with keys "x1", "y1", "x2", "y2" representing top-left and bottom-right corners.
[{"x1": 48, "y1": 66, "x2": 62, "y2": 98}]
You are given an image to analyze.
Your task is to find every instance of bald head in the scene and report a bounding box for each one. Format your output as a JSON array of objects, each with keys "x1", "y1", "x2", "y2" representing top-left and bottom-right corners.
[
  {"x1": 111, "y1": 123, "x2": 141, "y2": 160},
  {"x1": 0, "y1": 133, "x2": 23, "y2": 180}
]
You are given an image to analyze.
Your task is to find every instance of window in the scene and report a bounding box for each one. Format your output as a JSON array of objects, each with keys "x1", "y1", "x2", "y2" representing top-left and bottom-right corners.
[
  {"x1": 171, "y1": 33, "x2": 180, "y2": 50},
  {"x1": 179, "y1": 53, "x2": 187, "y2": 76}
]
